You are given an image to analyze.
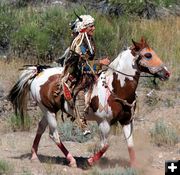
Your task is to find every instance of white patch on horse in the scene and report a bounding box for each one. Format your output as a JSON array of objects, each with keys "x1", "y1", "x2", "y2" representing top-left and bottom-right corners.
[
  {"x1": 99, "y1": 120, "x2": 110, "y2": 147},
  {"x1": 109, "y1": 49, "x2": 136, "y2": 87},
  {"x1": 123, "y1": 124, "x2": 134, "y2": 147},
  {"x1": 90, "y1": 72, "x2": 113, "y2": 119}
]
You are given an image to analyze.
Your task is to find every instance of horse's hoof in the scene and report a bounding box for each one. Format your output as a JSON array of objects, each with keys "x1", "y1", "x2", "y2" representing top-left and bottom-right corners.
[
  {"x1": 30, "y1": 157, "x2": 40, "y2": 163},
  {"x1": 130, "y1": 161, "x2": 139, "y2": 168},
  {"x1": 87, "y1": 157, "x2": 94, "y2": 166},
  {"x1": 68, "y1": 161, "x2": 77, "y2": 168},
  {"x1": 30, "y1": 153, "x2": 38, "y2": 161},
  {"x1": 83, "y1": 130, "x2": 91, "y2": 136}
]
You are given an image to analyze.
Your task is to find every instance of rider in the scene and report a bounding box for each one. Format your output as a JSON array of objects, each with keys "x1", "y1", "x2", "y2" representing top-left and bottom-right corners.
[{"x1": 61, "y1": 14, "x2": 110, "y2": 135}]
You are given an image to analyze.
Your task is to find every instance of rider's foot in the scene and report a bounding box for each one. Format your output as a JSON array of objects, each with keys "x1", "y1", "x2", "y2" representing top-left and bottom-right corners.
[
  {"x1": 83, "y1": 129, "x2": 91, "y2": 136},
  {"x1": 81, "y1": 119, "x2": 91, "y2": 136}
]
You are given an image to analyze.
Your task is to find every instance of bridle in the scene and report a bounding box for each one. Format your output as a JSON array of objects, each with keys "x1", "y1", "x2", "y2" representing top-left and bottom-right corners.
[
  {"x1": 105, "y1": 65, "x2": 155, "y2": 78},
  {"x1": 104, "y1": 48, "x2": 161, "y2": 79}
]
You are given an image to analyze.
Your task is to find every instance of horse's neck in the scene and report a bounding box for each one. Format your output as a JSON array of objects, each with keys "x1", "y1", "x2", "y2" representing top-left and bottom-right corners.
[
  {"x1": 105, "y1": 49, "x2": 139, "y2": 88},
  {"x1": 109, "y1": 49, "x2": 136, "y2": 75}
]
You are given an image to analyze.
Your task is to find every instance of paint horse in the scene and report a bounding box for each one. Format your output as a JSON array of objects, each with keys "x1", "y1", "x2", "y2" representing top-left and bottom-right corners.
[{"x1": 8, "y1": 37, "x2": 170, "y2": 167}]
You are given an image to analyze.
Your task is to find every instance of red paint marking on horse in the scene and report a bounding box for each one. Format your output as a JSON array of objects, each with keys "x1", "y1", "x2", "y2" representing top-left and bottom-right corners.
[
  {"x1": 88, "y1": 144, "x2": 109, "y2": 166},
  {"x1": 31, "y1": 134, "x2": 42, "y2": 158},
  {"x1": 57, "y1": 142, "x2": 76, "y2": 167},
  {"x1": 128, "y1": 147, "x2": 137, "y2": 167}
]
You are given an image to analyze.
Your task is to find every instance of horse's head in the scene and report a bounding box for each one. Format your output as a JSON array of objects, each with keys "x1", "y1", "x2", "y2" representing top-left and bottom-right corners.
[{"x1": 131, "y1": 37, "x2": 170, "y2": 80}]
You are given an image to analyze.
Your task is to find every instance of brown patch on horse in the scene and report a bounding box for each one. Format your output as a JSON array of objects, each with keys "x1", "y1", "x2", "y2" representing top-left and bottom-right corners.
[
  {"x1": 40, "y1": 74, "x2": 62, "y2": 113},
  {"x1": 90, "y1": 96, "x2": 99, "y2": 112},
  {"x1": 108, "y1": 73, "x2": 137, "y2": 125}
]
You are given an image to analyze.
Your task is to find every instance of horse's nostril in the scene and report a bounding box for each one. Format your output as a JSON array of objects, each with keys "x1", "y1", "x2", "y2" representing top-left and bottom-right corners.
[{"x1": 166, "y1": 71, "x2": 170, "y2": 77}]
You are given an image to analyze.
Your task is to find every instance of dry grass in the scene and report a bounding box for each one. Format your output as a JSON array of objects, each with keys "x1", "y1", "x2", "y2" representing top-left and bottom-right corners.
[
  {"x1": 0, "y1": 58, "x2": 24, "y2": 84},
  {"x1": 0, "y1": 57, "x2": 40, "y2": 84},
  {"x1": 89, "y1": 166, "x2": 138, "y2": 175},
  {"x1": 129, "y1": 17, "x2": 180, "y2": 73},
  {"x1": 150, "y1": 119, "x2": 179, "y2": 146}
]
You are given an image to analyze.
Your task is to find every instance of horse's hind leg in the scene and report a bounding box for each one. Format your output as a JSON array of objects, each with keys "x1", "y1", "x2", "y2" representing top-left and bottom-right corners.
[
  {"x1": 31, "y1": 116, "x2": 48, "y2": 160},
  {"x1": 122, "y1": 122, "x2": 136, "y2": 167},
  {"x1": 46, "y1": 111, "x2": 77, "y2": 167}
]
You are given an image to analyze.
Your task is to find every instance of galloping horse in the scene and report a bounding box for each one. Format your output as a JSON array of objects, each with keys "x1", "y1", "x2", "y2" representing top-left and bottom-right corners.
[{"x1": 8, "y1": 37, "x2": 170, "y2": 167}]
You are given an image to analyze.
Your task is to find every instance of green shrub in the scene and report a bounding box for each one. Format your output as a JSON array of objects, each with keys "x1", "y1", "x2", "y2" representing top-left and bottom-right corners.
[
  {"x1": 0, "y1": 159, "x2": 13, "y2": 175},
  {"x1": 90, "y1": 166, "x2": 138, "y2": 175},
  {"x1": 153, "y1": 0, "x2": 178, "y2": 7},
  {"x1": 58, "y1": 119, "x2": 98, "y2": 143},
  {"x1": 9, "y1": 5, "x2": 71, "y2": 61},
  {"x1": 150, "y1": 119, "x2": 179, "y2": 146},
  {"x1": 21, "y1": 168, "x2": 33, "y2": 175},
  {"x1": 109, "y1": 0, "x2": 178, "y2": 9},
  {"x1": 0, "y1": 5, "x2": 17, "y2": 51},
  {"x1": 0, "y1": 2, "x2": 179, "y2": 68},
  {"x1": 8, "y1": 114, "x2": 31, "y2": 131},
  {"x1": 145, "y1": 89, "x2": 160, "y2": 106},
  {"x1": 94, "y1": 15, "x2": 118, "y2": 57}
]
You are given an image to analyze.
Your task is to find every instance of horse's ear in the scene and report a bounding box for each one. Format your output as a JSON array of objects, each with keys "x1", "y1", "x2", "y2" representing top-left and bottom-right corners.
[
  {"x1": 140, "y1": 36, "x2": 145, "y2": 44},
  {"x1": 140, "y1": 36, "x2": 149, "y2": 48},
  {"x1": 132, "y1": 39, "x2": 141, "y2": 51}
]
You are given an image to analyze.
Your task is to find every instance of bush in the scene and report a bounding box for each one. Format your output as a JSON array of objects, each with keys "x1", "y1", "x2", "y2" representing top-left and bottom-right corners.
[
  {"x1": 0, "y1": 159, "x2": 13, "y2": 175},
  {"x1": 90, "y1": 166, "x2": 138, "y2": 175},
  {"x1": 58, "y1": 119, "x2": 98, "y2": 143},
  {"x1": 0, "y1": 2, "x2": 180, "y2": 67},
  {"x1": 150, "y1": 119, "x2": 179, "y2": 146},
  {"x1": 8, "y1": 114, "x2": 31, "y2": 131},
  {"x1": 0, "y1": 5, "x2": 17, "y2": 52},
  {"x1": 9, "y1": 5, "x2": 71, "y2": 61}
]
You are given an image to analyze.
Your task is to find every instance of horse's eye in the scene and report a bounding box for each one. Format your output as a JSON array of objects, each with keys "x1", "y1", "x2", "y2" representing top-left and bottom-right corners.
[{"x1": 144, "y1": 53, "x2": 152, "y2": 60}]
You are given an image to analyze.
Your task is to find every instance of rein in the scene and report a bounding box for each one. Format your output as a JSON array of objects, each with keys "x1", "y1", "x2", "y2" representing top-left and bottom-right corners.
[{"x1": 105, "y1": 65, "x2": 155, "y2": 78}]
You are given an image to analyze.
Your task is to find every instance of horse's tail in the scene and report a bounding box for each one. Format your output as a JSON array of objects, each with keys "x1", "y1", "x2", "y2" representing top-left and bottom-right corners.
[{"x1": 8, "y1": 66, "x2": 38, "y2": 127}]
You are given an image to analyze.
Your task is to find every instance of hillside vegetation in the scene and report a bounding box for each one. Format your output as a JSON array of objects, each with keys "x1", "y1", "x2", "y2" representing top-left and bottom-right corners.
[{"x1": 0, "y1": 0, "x2": 179, "y2": 65}]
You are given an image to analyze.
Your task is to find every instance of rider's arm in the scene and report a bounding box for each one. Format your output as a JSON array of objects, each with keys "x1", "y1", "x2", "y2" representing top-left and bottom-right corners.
[{"x1": 93, "y1": 57, "x2": 110, "y2": 66}]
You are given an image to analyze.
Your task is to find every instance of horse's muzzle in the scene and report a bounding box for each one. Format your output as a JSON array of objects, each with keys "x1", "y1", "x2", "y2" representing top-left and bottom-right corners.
[{"x1": 156, "y1": 66, "x2": 170, "y2": 81}]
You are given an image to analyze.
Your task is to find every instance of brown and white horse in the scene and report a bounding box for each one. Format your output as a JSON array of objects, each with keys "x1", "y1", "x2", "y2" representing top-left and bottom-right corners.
[{"x1": 8, "y1": 37, "x2": 170, "y2": 167}]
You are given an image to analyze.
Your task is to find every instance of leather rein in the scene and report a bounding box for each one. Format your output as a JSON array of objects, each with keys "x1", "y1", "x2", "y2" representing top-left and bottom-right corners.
[{"x1": 105, "y1": 65, "x2": 155, "y2": 78}]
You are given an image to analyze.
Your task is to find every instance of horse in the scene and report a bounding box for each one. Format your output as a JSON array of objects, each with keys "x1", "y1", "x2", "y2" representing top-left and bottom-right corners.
[{"x1": 8, "y1": 37, "x2": 170, "y2": 167}]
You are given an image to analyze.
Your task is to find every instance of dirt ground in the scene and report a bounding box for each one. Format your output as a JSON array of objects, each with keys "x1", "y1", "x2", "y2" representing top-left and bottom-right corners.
[{"x1": 0, "y1": 66, "x2": 179, "y2": 175}]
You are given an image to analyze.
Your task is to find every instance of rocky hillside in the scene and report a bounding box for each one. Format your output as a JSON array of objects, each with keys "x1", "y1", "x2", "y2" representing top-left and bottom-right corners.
[{"x1": 1, "y1": 0, "x2": 180, "y2": 19}]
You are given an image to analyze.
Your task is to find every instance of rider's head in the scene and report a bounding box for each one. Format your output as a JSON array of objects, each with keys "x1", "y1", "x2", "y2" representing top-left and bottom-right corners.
[{"x1": 70, "y1": 14, "x2": 95, "y2": 36}]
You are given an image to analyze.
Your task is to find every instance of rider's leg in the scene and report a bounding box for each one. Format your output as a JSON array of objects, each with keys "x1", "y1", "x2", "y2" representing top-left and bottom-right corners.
[{"x1": 75, "y1": 89, "x2": 91, "y2": 135}]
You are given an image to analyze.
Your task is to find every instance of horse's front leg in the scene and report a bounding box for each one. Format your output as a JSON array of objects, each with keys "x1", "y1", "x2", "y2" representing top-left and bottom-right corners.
[
  {"x1": 122, "y1": 122, "x2": 136, "y2": 167},
  {"x1": 46, "y1": 111, "x2": 77, "y2": 167},
  {"x1": 31, "y1": 116, "x2": 48, "y2": 160},
  {"x1": 88, "y1": 120, "x2": 110, "y2": 166}
]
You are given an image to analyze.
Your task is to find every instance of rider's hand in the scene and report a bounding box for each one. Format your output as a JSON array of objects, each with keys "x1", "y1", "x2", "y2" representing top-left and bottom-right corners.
[{"x1": 99, "y1": 57, "x2": 110, "y2": 65}]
